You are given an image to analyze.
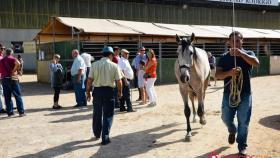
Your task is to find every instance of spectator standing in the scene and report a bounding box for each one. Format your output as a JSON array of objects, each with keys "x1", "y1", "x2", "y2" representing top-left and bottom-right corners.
[
  {"x1": 118, "y1": 49, "x2": 135, "y2": 112},
  {"x1": 145, "y1": 49, "x2": 157, "y2": 107},
  {"x1": 138, "y1": 60, "x2": 147, "y2": 105},
  {"x1": 49, "y1": 54, "x2": 64, "y2": 109},
  {"x1": 207, "y1": 52, "x2": 217, "y2": 86},
  {"x1": 71, "y1": 49, "x2": 87, "y2": 107},
  {"x1": 112, "y1": 46, "x2": 121, "y2": 64},
  {"x1": 0, "y1": 44, "x2": 6, "y2": 114},
  {"x1": 80, "y1": 52, "x2": 94, "y2": 84},
  {"x1": 131, "y1": 52, "x2": 140, "y2": 89},
  {"x1": 17, "y1": 54, "x2": 23, "y2": 76},
  {"x1": 134, "y1": 46, "x2": 148, "y2": 101},
  {"x1": 86, "y1": 46, "x2": 122, "y2": 145},
  {"x1": 0, "y1": 48, "x2": 25, "y2": 117},
  {"x1": 112, "y1": 46, "x2": 121, "y2": 108}
]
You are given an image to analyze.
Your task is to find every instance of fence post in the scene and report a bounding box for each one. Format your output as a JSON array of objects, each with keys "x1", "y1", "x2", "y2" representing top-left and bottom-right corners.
[
  {"x1": 159, "y1": 42, "x2": 162, "y2": 83},
  {"x1": 257, "y1": 40, "x2": 260, "y2": 76}
]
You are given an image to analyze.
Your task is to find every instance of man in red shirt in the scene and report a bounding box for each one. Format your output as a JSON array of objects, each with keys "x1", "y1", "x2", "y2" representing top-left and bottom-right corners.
[
  {"x1": 112, "y1": 46, "x2": 120, "y2": 64},
  {"x1": 112, "y1": 46, "x2": 121, "y2": 108},
  {"x1": 0, "y1": 48, "x2": 25, "y2": 117}
]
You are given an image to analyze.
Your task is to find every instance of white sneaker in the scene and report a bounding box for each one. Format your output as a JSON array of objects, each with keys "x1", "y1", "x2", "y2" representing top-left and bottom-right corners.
[{"x1": 148, "y1": 102, "x2": 156, "y2": 107}]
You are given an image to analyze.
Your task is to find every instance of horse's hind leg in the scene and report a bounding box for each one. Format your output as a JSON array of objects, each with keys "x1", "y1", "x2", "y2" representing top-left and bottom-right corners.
[{"x1": 189, "y1": 93, "x2": 197, "y2": 123}]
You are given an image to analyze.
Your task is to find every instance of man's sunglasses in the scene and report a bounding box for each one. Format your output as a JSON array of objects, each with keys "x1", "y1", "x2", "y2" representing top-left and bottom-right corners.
[{"x1": 0, "y1": 48, "x2": 5, "y2": 50}]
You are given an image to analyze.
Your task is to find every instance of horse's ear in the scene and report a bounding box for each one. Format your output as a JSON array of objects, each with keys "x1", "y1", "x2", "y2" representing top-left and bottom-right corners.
[
  {"x1": 191, "y1": 33, "x2": 195, "y2": 43},
  {"x1": 176, "y1": 34, "x2": 181, "y2": 43}
]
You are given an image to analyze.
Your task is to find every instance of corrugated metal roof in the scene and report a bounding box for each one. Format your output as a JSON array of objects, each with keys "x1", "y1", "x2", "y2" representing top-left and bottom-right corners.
[
  {"x1": 40, "y1": 17, "x2": 280, "y2": 39},
  {"x1": 57, "y1": 17, "x2": 141, "y2": 35}
]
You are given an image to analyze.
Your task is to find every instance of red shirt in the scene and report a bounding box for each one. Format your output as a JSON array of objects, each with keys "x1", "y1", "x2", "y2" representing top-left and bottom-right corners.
[
  {"x1": 0, "y1": 55, "x2": 17, "y2": 78},
  {"x1": 145, "y1": 57, "x2": 157, "y2": 78},
  {"x1": 112, "y1": 55, "x2": 120, "y2": 64}
]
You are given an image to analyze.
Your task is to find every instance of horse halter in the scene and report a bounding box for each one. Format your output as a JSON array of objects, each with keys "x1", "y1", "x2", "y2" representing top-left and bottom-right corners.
[{"x1": 177, "y1": 40, "x2": 196, "y2": 71}]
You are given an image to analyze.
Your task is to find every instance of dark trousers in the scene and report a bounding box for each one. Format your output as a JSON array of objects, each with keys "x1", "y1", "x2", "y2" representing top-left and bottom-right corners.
[
  {"x1": 92, "y1": 87, "x2": 115, "y2": 141},
  {"x1": 2, "y1": 78, "x2": 24, "y2": 115},
  {"x1": 53, "y1": 87, "x2": 61, "y2": 102},
  {"x1": 85, "y1": 67, "x2": 90, "y2": 89},
  {"x1": 119, "y1": 79, "x2": 133, "y2": 111},
  {"x1": 113, "y1": 82, "x2": 120, "y2": 108}
]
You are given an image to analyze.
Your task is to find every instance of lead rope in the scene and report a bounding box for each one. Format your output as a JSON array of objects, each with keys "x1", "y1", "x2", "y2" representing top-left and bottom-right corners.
[{"x1": 229, "y1": 2, "x2": 242, "y2": 107}]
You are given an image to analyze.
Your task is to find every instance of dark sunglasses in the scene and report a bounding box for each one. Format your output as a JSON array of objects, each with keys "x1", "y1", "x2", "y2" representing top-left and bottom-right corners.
[{"x1": 0, "y1": 48, "x2": 5, "y2": 50}]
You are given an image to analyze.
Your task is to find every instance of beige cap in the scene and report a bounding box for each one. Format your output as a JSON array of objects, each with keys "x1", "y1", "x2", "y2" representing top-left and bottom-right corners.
[{"x1": 121, "y1": 49, "x2": 129, "y2": 54}]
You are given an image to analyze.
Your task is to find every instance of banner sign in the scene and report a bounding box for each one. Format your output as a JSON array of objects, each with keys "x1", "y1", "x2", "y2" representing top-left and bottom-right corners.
[{"x1": 208, "y1": 0, "x2": 279, "y2": 6}]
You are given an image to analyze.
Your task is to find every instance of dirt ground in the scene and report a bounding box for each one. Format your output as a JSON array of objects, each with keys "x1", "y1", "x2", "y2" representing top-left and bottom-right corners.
[{"x1": 0, "y1": 74, "x2": 279, "y2": 158}]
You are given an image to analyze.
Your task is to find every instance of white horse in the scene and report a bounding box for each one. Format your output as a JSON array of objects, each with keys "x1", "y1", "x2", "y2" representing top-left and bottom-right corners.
[{"x1": 174, "y1": 33, "x2": 210, "y2": 141}]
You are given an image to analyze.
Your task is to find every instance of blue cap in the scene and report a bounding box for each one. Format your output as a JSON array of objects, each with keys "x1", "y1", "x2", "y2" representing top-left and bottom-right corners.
[{"x1": 102, "y1": 46, "x2": 114, "y2": 55}]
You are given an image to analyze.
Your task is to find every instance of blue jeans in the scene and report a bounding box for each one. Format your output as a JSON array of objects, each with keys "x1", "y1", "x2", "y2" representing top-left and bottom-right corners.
[
  {"x1": 92, "y1": 87, "x2": 115, "y2": 141},
  {"x1": 72, "y1": 75, "x2": 86, "y2": 106},
  {"x1": 0, "y1": 94, "x2": 3, "y2": 110},
  {"x1": 2, "y1": 78, "x2": 24, "y2": 115},
  {"x1": 221, "y1": 93, "x2": 252, "y2": 151}
]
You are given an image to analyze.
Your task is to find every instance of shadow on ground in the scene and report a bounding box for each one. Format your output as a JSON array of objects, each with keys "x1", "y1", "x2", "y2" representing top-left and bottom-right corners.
[
  {"x1": 259, "y1": 114, "x2": 280, "y2": 131},
  {"x1": 16, "y1": 123, "x2": 186, "y2": 158},
  {"x1": 48, "y1": 105, "x2": 153, "y2": 123},
  {"x1": 91, "y1": 123, "x2": 186, "y2": 158},
  {"x1": 21, "y1": 81, "x2": 73, "y2": 96}
]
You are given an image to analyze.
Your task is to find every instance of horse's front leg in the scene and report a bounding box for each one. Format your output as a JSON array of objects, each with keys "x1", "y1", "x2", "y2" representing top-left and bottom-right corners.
[
  {"x1": 179, "y1": 85, "x2": 192, "y2": 141},
  {"x1": 184, "y1": 101, "x2": 192, "y2": 141}
]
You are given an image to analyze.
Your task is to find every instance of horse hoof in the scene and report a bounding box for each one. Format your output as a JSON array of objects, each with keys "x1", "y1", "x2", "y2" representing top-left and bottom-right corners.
[
  {"x1": 200, "y1": 119, "x2": 207, "y2": 125},
  {"x1": 193, "y1": 119, "x2": 197, "y2": 123},
  {"x1": 185, "y1": 135, "x2": 192, "y2": 142}
]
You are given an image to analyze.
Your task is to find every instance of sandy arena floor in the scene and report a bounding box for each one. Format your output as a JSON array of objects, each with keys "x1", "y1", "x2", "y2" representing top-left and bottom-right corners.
[{"x1": 0, "y1": 74, "x2": 279, "y2": 158}]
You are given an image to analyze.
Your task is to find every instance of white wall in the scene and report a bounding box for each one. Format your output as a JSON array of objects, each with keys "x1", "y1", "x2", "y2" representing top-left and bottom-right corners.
[
  {"x1": 270, "y1": 56, "x2": 280, "y2": 75},
  {"x1": 0, "y1": 29, "x2": 40, "y2": 72}
]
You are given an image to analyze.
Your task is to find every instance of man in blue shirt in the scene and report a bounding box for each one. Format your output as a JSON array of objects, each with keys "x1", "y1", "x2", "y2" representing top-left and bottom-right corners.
[
  {"x1": 133, "y1": 46, "x2": 147, "y2": 101},
  {"x1": 216, "y1": 31, "x2": 259, "y2": 157}
]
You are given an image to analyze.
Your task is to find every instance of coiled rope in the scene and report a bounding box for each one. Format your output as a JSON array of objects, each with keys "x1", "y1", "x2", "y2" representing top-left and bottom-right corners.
[
  {"x1": 229, "y1": 2, "x2": 242, "y2": 107},
  {"x1": 229, "y1": 67, "x2": 243, "y2": 107}
]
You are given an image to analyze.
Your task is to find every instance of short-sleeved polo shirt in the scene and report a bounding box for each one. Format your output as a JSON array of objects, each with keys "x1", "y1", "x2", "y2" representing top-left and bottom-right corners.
[{"x1": 89, "y1": 57, "x2": 122, "y2": 88}]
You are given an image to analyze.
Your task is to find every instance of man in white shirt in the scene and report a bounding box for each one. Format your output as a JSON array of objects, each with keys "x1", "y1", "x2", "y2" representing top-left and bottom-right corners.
[
  {"x1": 71, "y1": 49, "x2": 87, "y2": 107},
  {"x1": 81, "y1": 52, "x2": 94, "y2": 88},
  {"x1": 118, "y1": 49, "x2": 135, "y2": 112}
]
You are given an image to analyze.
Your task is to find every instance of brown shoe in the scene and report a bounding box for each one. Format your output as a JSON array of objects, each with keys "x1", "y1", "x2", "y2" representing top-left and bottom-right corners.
[{"x1": 228, "y1": 133, "x2": 235, "y2": 144}]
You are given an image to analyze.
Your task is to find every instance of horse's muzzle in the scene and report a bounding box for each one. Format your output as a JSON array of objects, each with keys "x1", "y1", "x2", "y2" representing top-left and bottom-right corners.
[{"x1": 180, "y1": 75, "x2": 189, "y2": 83}]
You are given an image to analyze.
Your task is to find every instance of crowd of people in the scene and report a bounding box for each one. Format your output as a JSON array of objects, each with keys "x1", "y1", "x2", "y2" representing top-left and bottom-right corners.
[{"x1": 47, "y1": 45, "x2": 158, "y2": 145}]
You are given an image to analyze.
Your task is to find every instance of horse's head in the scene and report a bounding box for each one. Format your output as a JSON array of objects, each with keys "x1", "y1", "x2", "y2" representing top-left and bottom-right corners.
[{"x1": 176, "y1": 33, "x2": 196, "y2": 83}]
